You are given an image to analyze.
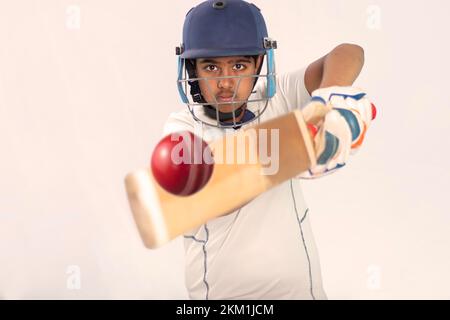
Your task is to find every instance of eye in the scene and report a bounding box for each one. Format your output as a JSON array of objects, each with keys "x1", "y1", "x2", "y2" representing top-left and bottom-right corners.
[
  {"x1": 204, "y1": 65, "x2": 218, "y2": 72},
  {"x1": 233, "y1": 64, "x2": 246, "y2": 71}
]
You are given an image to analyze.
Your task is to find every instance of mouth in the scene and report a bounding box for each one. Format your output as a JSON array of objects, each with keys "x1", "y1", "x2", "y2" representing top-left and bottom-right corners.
[{"x1": 217, "y1": 96, "x2": 235, "y2": 103}]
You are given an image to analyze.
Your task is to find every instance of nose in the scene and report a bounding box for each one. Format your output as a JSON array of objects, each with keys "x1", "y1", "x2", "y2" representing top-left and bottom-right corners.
[{"x1": 217, "y1": 69, "x2": 236, "y2": 90}]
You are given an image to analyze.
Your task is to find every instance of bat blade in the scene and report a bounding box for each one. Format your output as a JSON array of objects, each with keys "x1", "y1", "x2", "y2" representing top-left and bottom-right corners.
[{"x1": 125, "y1": 108, "x2": 318, "y2": 249}]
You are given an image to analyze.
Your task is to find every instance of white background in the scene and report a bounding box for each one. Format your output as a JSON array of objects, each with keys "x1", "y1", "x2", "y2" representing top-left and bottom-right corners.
[{"x1": 0, "y1": 0, "x2": 449, "y2": 299}]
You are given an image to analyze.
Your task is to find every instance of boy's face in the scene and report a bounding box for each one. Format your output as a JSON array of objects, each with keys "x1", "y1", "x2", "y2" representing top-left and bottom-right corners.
[{"x1": 195, "y1": 55, "x2": 263, "y2": 115}]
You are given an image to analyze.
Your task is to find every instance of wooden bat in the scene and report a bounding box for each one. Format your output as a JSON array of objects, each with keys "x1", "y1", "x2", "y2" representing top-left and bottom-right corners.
[{"x1": 124, "y1": 103, "x2": 329, "y2": 249}]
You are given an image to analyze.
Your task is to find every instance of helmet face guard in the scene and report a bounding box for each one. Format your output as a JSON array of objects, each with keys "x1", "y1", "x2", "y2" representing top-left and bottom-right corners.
[
  {"x1": 176, "y1": 0, "x2": 278, "y2": 128},
  {"x1": 176, "y1": 45, "x2": 277, "y2": 128}
]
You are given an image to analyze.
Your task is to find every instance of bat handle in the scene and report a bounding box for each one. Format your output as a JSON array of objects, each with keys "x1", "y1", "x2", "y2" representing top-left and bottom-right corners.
[
  {"x1": 303, "y1": 101, "x2": 330, "y2": 142},
  {"x1": 302, "y1": 101, "x2": 331, "y2": 126}
]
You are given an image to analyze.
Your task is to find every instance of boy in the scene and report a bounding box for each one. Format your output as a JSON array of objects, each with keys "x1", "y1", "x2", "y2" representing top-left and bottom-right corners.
[{"x1": 164, "y1": 0, "x2": 375, "y2": 299}]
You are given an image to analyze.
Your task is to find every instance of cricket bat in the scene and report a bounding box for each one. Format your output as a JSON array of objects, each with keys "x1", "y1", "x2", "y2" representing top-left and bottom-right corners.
[{"x1": 125, "y1": 103, "x2": 329, "y2": 249}]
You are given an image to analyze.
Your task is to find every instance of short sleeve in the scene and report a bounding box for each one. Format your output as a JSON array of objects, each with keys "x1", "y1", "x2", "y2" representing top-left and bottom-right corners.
[{"x1": 276, "y1": 67, "x2": 312, "y2": 112}]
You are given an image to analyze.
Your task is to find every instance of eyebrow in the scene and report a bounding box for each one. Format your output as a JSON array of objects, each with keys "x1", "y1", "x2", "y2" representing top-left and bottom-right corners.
[{"x1": 198, "y1": 58, "x2": 253, "y2": 65}]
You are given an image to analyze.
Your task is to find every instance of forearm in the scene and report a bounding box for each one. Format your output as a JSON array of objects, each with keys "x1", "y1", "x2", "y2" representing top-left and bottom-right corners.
[{"x1": 319, "y1": 44, "x2": 365, "y2": 88}]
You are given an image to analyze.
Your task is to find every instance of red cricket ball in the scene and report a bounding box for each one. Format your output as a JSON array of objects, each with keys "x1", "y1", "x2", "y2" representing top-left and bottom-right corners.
[{"x1": 151, "y1": 131, "x2": 214, "y2": 196}]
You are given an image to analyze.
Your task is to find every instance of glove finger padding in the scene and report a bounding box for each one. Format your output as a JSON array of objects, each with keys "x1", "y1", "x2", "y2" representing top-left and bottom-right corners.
[
  {"x1": 311, "y1": 110, "x2": 352, "y2": 174},
  {"x1": 339, "y1": 97, "x2": 372, "y2": 154},
  {"x1": 300, "y1": 110, "x2": 351, "y2": 179},
  {"x1": 314, "y1": 87, "x2": 374, "y2": 153}
]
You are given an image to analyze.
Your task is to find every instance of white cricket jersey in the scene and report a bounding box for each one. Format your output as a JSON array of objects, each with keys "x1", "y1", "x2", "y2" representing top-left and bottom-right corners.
[{"x1": 163, "y1": 67, "x2": 327, "y2": 300}]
